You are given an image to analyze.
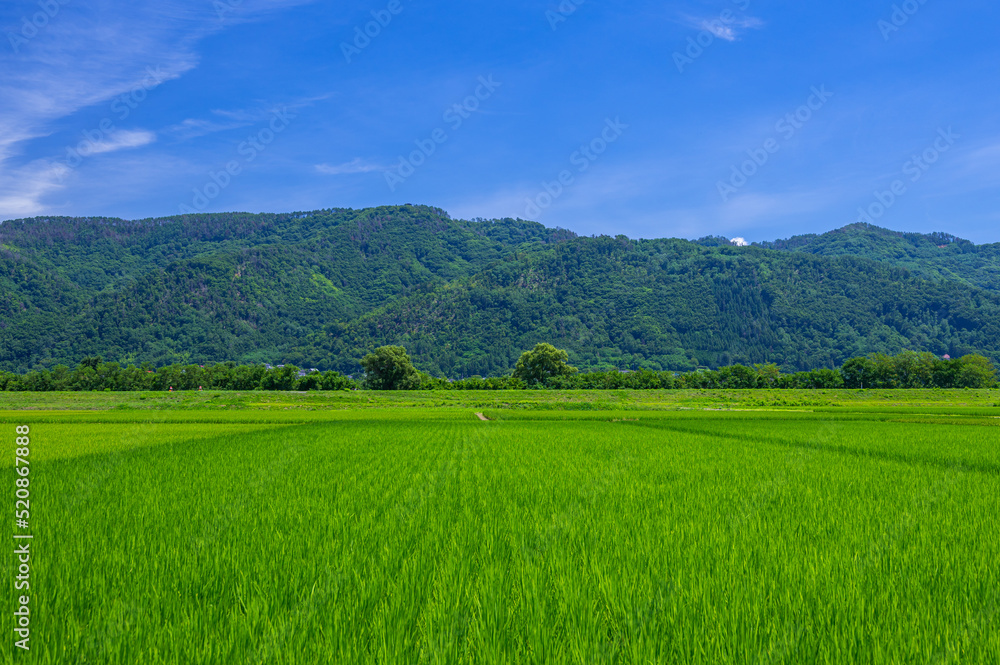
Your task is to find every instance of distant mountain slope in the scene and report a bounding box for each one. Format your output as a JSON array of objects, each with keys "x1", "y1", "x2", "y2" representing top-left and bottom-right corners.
[
  {"x1": 0, "y1": 207, "x2": 997, "y2": 375},
  {"x1": 307, "y1": 236, "x2": 1000, "y2": 376},
  {"x1": 0, "y1": 206, "x2": 572, "y2": 297},
  {"x1": 0, "y1": 206, "x2": 574, "y2": 369},
  {"x1": 757, "y1": 223, "x2": 1000, "y2": 291}
]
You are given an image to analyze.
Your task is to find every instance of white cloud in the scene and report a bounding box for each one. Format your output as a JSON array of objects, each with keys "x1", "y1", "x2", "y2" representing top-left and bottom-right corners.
[
  {"x1": 81, "y1": 130, "x2": 157, "y2": 156},
  {"x1": 731, "y1": 237, "x2": 749, "y2": 246},
  {"x1": 686, "y1": 14, "x2": 765, "y2": 42},
  {"x1": 167, "y1": 115, "x2": 257, "y2": 140},
  {"x1": 169, "y1": 93, "x2": 336, "y2": 141},
  {"x1": 0, "y1": 161, "x2": 70, "y2": 218},
  {"x1": 702, "y1": 22, "x2": 738, "y2": 41},
  {"x1": 0, "y1": 0, "x2": 321, "y2": 219},
  {"x1": 945, "y1": 140, "x2": 1000, "y2": 191},
  {"x1": 315, "y1": 159, "x2": 383, "y2": 176}
]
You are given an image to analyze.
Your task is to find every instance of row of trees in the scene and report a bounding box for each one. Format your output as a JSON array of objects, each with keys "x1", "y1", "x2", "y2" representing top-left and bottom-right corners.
[
  {"x1": 353, "y1": 345, "x2": 999, "y2": 390},
  {"x1": 0, "y1": 347, "x2": 995, "y2": 392},
  {"x1": 0, "y1": 358, "x2": 354, "y2": 393},
  {"x1": 362, "y1": 345, "x2": 996, "y2": 390},
  {"x1": 839, "y1": 351, "x2": 997, "y2": 389}
]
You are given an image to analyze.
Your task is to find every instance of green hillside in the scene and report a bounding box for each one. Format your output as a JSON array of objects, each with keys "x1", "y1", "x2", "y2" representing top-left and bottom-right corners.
[
  {"x1": 758, "y1": 223, "x2": 1000, "y2": 290},
  {"x1": 1, "y1": 206, "x2": 998, "y2": 376},
  {"x1": 311, "y1": 236, "x2": 1000, "y2": 376}
]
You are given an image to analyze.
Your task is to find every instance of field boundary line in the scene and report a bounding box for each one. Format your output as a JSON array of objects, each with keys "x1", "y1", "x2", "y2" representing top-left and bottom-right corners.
[{"x1": 629, "y1": 420, "x2": 1000, "y2": 477}]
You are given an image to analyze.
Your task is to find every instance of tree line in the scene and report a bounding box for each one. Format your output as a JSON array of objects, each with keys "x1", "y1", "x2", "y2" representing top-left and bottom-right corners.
[{"x1": 0, "y1": 346, "x2": 995, "y2": 392}]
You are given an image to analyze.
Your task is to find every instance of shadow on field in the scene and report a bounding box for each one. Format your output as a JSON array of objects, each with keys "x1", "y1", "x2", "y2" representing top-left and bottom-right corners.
[{"x1": 622, "y1": 421, "x2": 1000, "y2": 477}]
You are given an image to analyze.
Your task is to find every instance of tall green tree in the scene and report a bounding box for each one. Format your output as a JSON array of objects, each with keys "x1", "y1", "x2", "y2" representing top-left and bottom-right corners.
[
  {"x1": 360, "y1": 346, "x2": 421, "y2": 390},
  {"x1": 954, "y1": 354, "x2": 998, "y2": 388},
  {"x1": 841, "y1": 357, "x2": 877, "y2": 389},
  {"x1": 512, "y1": 343, "x2": 577, "y2": 386},
  {"x1": 259, "y1": 365, "x2": 301, "y2": 391}
]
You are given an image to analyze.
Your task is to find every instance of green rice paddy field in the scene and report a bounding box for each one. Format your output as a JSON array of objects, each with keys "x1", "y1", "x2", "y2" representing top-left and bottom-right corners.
[{"x1": 2, "y1": 390, "x2": 999, "y2": 664}]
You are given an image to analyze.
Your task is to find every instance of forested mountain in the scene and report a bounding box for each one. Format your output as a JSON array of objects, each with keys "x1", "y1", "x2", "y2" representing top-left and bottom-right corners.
[
  {"x1": 757, "y1": 223, "x2": 1000, "y2": 291},
  {"x1": 1, "y1": 206, "x2": 998, "y2": 376}
]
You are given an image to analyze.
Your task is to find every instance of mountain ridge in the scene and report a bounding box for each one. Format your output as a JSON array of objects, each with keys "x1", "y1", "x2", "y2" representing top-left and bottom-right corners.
[{"x1": 2, "y1": 206, "x2": 998, "y2": 375}]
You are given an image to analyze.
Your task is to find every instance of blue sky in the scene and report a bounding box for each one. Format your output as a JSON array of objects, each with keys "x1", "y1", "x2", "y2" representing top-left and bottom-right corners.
[{"x1": 1, "y1": 0, "x2": 997, "y2": 243}]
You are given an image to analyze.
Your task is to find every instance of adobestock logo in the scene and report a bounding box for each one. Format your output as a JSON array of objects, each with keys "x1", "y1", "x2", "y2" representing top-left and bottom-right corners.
[
  {"x1": 6, "y1": 0, "x2": 71, "y2": 53},
  {"x1": 524, "y1": 117, "x2": 628, "y2": 219},
  {"x1": 62, "y1": 66, "x2": 168, "y2": 172},
  {"x1": 179, "y1": 108, "x2": 296, "y2": 213},
  {"x1": 673, "y1": 0, "x2": 755, "y2": 74},
  {"x1": 717, "y1": 86, "x2": 834, "y2": 202},
  {"x1": 214, "y1": 0, "x2": 245, "y2": 21},
  {"x1": 546, "y1": 0, "x2": 585, "y2": 31},
  {"x1": 108, "y1": 67, "x2": 170, "y2": 121},
  {"x1": 855, "y1": 127, "x2": 958, "y2": 225},
  {"x1": 341, "y1": 0, "x2": 404, "y2": 64},
  {"x1": 384, "y1": 75, "x2": 502, "y2": 192},
  {"x1": 878, "y1": 0, "x2": 930, "y2": 41}
]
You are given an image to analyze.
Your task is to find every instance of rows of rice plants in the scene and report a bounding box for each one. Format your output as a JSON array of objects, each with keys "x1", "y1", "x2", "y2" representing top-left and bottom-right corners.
[
  {"x1": 0, "y1": 387, "x2": 997, "y2": 414},
  {"x1": 3, "y1": 408, "x2": 998, "y2": 663}
]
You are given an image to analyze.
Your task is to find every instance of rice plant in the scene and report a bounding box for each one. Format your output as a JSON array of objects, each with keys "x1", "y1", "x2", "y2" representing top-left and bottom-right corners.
[{"x1": 2, "y1": 401, "x2": 998, "y2": 663}]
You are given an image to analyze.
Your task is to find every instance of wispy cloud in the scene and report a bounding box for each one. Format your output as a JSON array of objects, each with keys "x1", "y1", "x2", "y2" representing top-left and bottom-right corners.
[
  {"x1": 715, "y1": 189, "x2": 836, "y2": 226},
  {"x1": 166, "y1": 112, "x2": 260, "y2": 140},
  {"x1": 683, "y1": 14, "x2": 765, "y2": 42},
  {"x1": 168, "y1": 92, "x2": 336, "y2": 141},
  {"x1": 84, "y1": 130, "x2": 157, "y2": 155},
  {"x1": 703, "y1": 23, "x2": 738, "y2": 41},
  {"x1": 0, "y1": 0, "x2": 321, "y2": 219},
  {"x1": 955, "y1": 140, "x2": 1000, "y2": 183},
  {"x1": 315, "y1": 159, "x2": 382, "y2": 176},
  {"x1": 923, "y1": 137, "x2": 1000, "y2": 198},
  {"x1": 0, "y1": 161, "x2": 70, "y2": 218}
]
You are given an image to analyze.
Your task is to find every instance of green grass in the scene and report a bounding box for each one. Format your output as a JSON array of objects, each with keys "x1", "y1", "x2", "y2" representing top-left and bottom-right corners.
[
  {"x1": 0, "y1": 387, "x2": 997, "y2": 413},
  {"x1": 2, "y1": 393, "x2": 999, "y2": 663}
]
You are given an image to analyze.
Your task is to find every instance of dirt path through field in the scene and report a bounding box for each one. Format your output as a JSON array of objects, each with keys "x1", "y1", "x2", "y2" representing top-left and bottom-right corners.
[{"x1": 475, "y1": 412, "x2": 491, "y2": 421}]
